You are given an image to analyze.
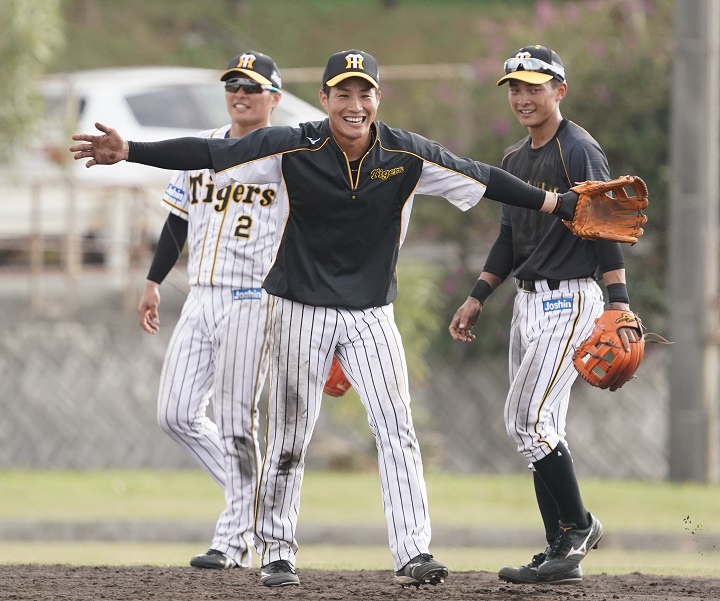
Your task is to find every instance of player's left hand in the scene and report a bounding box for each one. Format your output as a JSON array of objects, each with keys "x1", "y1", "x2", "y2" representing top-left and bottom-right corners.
[
  {"x1": 608, "y1": 302, "x2": 640, "y2": 350},
  {"x1": 449, "y1": 298, "x2": 482, "y2": 343},
  {"x1": 70, "y1": 122, "x2": 129, "y2": 167}
]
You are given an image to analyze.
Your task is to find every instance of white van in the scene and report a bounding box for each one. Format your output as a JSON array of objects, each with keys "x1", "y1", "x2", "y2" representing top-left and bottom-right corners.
[
  {"x1": 37, "y1": 66, "x2": 326, "y2": 186},
  {"x1": 1, "y1": 66, "x2": 326, "y2": 256}
]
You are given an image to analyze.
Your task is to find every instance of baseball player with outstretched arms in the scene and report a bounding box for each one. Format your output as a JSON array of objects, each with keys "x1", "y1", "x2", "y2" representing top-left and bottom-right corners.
[
  {"x1": 137, "y1": 51, "x2": 282, "y2": 570},
  {"x1": 70, "y1": 49, "x2": 622, "y2": 588},
  {"x1": 449, "y1": 45, "x2": 639, "y2": 585}
]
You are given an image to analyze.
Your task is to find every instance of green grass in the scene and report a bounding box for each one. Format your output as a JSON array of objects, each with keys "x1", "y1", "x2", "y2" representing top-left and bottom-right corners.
[
  {"x1": 3, "y1": 469, "x2": 717, "y2": 535},
  {"x1": 0, "y1": 469, "x2": 226, "y2": 521},
  {"x1": 1, "y1": 469, "x2": 719, "y2": 576}
]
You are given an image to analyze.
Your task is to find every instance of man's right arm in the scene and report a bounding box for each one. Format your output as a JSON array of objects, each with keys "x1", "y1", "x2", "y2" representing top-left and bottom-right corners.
[{"x1": 128, "y1": 139, "x2": 214, "y2": 171}]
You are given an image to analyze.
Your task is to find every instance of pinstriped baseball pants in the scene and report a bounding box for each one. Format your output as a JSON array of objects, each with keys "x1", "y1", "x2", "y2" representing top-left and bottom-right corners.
[
  {"x1": 505, "y1": 278, "x2": 604, "y2": 463},
  {"x1": 157, "y1": 285, "x2": 271, "y2": 567},
  {"x1": 254, "y1": 296, "x2": 432, "y2": 571}
]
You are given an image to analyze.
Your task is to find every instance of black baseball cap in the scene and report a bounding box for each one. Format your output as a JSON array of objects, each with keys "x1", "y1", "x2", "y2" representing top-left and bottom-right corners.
[
  {"x1": 220, "y1": 51, "x2": 282, "y2": 89},
  {"x1": 322, "y1": 49, "x2": 379, "y2": 88},
  {"x1": 497, "y1": 45, "x2": 566, "y2": 86}
]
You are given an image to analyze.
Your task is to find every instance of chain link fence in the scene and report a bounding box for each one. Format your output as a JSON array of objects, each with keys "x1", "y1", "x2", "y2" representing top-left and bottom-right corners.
[{"x1": 0, "y1": 282, "x2": 668, "y2": 479}]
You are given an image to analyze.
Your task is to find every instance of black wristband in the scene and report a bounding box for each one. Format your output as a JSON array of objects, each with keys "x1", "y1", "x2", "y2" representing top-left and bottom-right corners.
[
  {"x1": 469, "y1": 279, "x2": 493, "y2": 304},
  {"x1": 606, "y1": 282, "x2": 630, "y2": 304},
  {"x1": 554, "y1": 190, "x2": 578, "y2": 221}
]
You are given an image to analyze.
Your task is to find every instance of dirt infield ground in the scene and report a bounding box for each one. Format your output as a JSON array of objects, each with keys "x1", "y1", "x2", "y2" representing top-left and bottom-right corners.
[{"x1": 1, "y1": 565, "x2": 719, "y2": 601}]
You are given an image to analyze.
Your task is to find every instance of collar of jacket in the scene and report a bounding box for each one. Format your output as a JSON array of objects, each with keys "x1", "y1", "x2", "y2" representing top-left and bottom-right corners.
[{"x1": 327, "y1": 121, "x2": 378, "y2": 157}]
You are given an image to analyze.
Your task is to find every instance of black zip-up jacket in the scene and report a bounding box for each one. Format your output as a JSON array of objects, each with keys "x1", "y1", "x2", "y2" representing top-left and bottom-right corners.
[{"x1": 129, "y1": 119, "x2": 551, "y2": 309}]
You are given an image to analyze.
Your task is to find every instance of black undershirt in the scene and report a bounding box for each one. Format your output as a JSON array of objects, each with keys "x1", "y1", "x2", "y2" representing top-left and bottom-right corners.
[{"x1": 147, "y1": 213, "x2": 188, "y2": 283}]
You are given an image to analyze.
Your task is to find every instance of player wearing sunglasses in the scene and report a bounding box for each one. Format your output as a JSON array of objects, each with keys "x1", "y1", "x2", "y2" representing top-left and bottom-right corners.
[
  {"x1": 136, "y1": 51, "x2": 282, "y2": 572},
  {"x1": 224, "y1": 77, "x2": 281, "y2": 95}
]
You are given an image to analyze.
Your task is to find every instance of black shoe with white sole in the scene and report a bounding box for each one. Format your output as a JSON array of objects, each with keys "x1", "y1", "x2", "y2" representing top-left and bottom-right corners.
[
  {"x1": 189, "y1": 549, "x2": 239, "y2": 570},
  {"x1": 395, "y1": 554, "x2": 448, "y2": 587},
  {"x1": 537, "y1": 513, "x2": 603, "y2": 582},
  {"x1": 260, "y1": 560, "x2": 300, "y2": 587},
  {"x1": 498, "y1": 548, "x2": 583, "y2": 584}
]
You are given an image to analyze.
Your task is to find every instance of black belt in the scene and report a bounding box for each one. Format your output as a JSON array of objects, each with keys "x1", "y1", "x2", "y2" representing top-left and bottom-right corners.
[{"x1": 518, "y1": 279, "x2": 561, "y2": 292}]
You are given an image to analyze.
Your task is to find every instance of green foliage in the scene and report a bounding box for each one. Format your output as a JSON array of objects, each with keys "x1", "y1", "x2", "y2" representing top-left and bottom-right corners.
[
  {"x1": 541, "y1": 2, "x2": 673, "y2": 327},
  {"x1": 27, "y1": 0, "x2": 674, "y2": 364},
  {"x1": 403, "y1": 0, "x2": 675, "y2": 358},
  {"x1": 0, "y1": 0, "x2": 63, "y2": 163},
  {"x1": 393, "y1": 259, "x2": 447, "y2": 384}
]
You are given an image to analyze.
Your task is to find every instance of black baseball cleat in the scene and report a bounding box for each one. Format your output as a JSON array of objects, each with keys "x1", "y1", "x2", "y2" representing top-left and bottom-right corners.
[
  {"x1": 498, "y1": 548, "x2": 583, "y2": 584},
  {"x1": 395, "y1": 553, "x2": 448, "y2": 587},
  {"x1": 189, "y1": 549, "x2": 239, "y2": 570},
  {"x1": 260, "y1": 559, "x2": 300, "y2": 587},
  {"x1": 537, "y1": 513, "x2": 603, "y2": 582}
]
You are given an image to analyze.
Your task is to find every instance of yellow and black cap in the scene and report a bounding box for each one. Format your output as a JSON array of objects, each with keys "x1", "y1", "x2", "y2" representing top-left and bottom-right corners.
[
  {"x1": 322, "y1": 49, "x2": 379, "y2": 88},
  {"x1": 497, "y1": 45, "x2": 565, "y2": 86},
  {"x1": 220, "y1": 50, "x2": 282, "y2": 89}
]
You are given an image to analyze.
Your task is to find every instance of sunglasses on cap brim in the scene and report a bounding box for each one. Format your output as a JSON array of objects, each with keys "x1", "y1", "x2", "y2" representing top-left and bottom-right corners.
[
  {"x1": 224, "y1": 78, "x2": 280, "y2": 94},
  {"x1": 503, "y1": 57, "x2": 565, "y2": 80}
]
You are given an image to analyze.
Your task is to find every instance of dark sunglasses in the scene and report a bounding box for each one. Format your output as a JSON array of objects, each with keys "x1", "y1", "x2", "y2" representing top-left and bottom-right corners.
[{"x1": 224, "y1": 78, "x2": 280, "y2": 94}]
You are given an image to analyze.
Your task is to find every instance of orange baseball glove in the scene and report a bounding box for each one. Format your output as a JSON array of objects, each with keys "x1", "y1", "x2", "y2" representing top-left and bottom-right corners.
[
  {"x1": 563, "y1": 175, "x2": 649, "y2": 244},
  {"x1": 323, "y1": 356, "x2": 352, "y2": 397},
  {"x1": 572, "y1": 310, "x2": 645, "y2": 391}
]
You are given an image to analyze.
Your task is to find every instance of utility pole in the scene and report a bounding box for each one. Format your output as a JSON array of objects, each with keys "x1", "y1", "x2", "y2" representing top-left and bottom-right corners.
[{"x1": 668, "y1": 0, "x2": 720, "y2": 482}]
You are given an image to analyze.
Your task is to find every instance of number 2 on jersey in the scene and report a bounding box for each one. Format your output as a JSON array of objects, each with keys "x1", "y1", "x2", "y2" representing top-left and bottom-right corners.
[{"x1": 234, "y1": 215, "x2": 252, "y2": 238}]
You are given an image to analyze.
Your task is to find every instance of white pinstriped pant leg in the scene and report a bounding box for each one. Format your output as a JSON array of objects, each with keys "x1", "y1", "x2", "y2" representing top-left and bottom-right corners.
[
  {"x1": 156, "y1": 286, "x2": 225, "y2": 487},
  {"x1": 210, "y1": 288, "x2": 271, "y2": 567},
  {"x1": 505, "y1": 278, "x2": 604, "y2": 463},
  {"x1": 334, "y1": 304, "x2": 431, "y2": 571},
  {"x1": 255, "y1": 297, "x2": 338, "y2": 566},
  {"x1": 254, "y1": 300, "x2": 431, "y2": 570}
]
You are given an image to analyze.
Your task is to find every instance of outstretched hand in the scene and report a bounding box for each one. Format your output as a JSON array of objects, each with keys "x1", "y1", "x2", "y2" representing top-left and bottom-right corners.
[{"x1": 70, "y1": 122, "x2": 129, "y2": 167}]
